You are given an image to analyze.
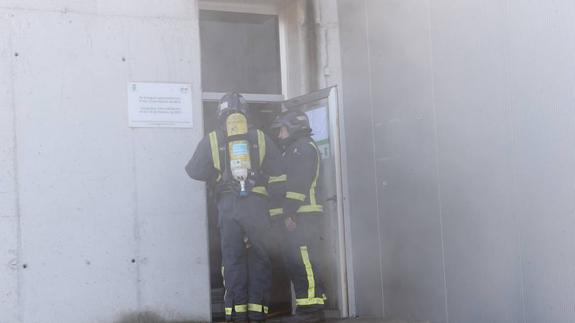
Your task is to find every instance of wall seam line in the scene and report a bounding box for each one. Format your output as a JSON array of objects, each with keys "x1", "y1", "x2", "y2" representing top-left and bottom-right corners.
[
  {"x1": 125, "y1": 21, "x2": 142, "y2": 311},
  {"x1": 8, "y1": 13, "x2": 24, "y2": 323},
  {"x1": 362, "y1": 0, "x2": 385, "y2": 317},
  {"x1": 425, "y1": 1, "x2": 450, "y2": 322},
  {"x1": 504, "y1": 0, "x2": 527, "y2": 322}
]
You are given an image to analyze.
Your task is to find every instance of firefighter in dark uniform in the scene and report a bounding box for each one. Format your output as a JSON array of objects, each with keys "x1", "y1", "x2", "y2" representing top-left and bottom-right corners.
[
  {"x1": 185, "y1": 92, "x2": 283, "y2": 323},
  {"x1": 269, "y1": 109, "x2": 327, "y2": 323}
]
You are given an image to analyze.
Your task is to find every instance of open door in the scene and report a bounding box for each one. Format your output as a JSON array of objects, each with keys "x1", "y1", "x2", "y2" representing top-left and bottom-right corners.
[
  {"x1": 282, "y1": 87, "x2": 349, "y2": 319},
  {"x1": 204, "y1": 87, "x2": 350, "y2": 320}
]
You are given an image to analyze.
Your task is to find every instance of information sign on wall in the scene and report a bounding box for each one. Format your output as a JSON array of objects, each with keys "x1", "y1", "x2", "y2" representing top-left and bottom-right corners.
[
  {"x1": 306, "y1": 106, "x2": 330, "y2": 159},
  {"x1": 128, "y1": 82, "x2": 193, "y2": 128}
]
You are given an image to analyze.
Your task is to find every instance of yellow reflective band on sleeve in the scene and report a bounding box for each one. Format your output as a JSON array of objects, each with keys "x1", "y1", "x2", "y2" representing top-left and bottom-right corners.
[
  {"x1": 293, "y1": 142, "x2": 324, "y2": 215},
  {"x1": 252, "y1": 186, "x2": 269, "y2": 196},
  {"x1": 257, "y1": 129, "x2": 266, "y2": 167},
  {"x1": 235, "y1": 304, "x2": 248, "y2": 313},
  {"x1": 209, "y1": 132, "x2": 221, "y2": 172},
  {"x1": 248, "y1": 303, "x2": 269, "y2": 313},
  {"x1": 295, "y1": 297, "x2": 325, "y2": 306},
  {"x1": 300, "y1": 246, "x2": 316, "y2": 299},
  {"x1": 269, "y1": 208, "x2": 283, "y2": 217},
  {"x1": 225, "y1": 307, "x2": 232, "y2": 315},
  {"x1": 268, "y1": 175, "x2": 287, "y2": 183},
  {"x1": 286, "y1": 191, "x2": 306, "y2": 201},
  {"x1": 297, "y1": 205, "x2": 324, "y2": 213}
]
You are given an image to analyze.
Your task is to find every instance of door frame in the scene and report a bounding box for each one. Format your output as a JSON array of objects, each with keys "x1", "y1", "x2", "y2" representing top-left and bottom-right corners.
[{"x1": 203, "y1": 87, "x2": 355, "y2": 318}]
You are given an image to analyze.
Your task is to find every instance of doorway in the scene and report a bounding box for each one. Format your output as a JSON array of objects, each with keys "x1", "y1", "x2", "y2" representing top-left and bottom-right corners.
[
  {"x1": 202, "y1": 88, "x2": 348, "y2": 320},
  {"x1": 198, "y1": 1, "x2": 350, "y2": 320}
]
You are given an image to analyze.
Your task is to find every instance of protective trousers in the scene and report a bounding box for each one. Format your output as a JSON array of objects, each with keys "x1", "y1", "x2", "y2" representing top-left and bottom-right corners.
[
  {"x1": 219, "y1": 193, "x2": 272, "y2": 322},
  {"x1": 279, "y1": 214, "x2": 326, "y2": 314}
]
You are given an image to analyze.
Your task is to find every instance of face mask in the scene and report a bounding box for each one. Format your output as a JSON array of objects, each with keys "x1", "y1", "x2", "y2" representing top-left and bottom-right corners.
[{"x1": 278, "y1": 134, "x2": 297, "y2": 149}]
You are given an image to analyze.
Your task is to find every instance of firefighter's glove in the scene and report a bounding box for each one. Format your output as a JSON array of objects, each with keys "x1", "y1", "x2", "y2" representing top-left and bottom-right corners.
[{"x1": 285, "y1": 216, "x2": 297, "y2": 232}]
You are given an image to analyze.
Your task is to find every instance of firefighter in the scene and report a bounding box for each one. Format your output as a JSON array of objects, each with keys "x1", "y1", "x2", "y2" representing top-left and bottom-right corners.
[
  {"x1": 269, "y1": 109, "x2": 327, "y2": 323},
  {"x1": 185, "y1": 92, "x2": 283, "y2": 323}
]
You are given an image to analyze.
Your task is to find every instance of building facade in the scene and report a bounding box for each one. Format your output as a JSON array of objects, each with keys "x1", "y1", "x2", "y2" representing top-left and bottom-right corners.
[{"x1": 2, "y1": 0, "x2": 575, "y2": 322}]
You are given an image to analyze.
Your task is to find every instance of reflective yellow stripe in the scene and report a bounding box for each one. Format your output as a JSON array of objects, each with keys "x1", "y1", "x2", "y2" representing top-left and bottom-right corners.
[
  {"x1": 300, "y1": 246, "x2": 315, "y2": 299},
  {"x1": 208, "y1": 132, "x2": 222, "y2": 182},
  {"x1": 297, "y1": 205, "x2": 324, "y2": 213},
  {"x1": 235, "y1": 304, "x2": 248, "y2": 313},
  {"x1": 209, "y1": 132, "x2": 221, "y2": 172},
  {"x1": 252, "y1": 186, "x2": 268, "y2": 196},
  {"x1": 257, "y1": 129, "x2": 265, "y2": 167},
  {"x1": 287, "y1": 191, "x2": 306, "y2": 201},
  {"x1": 248, "y1": 303, "x2": 269, "y2": 313},
  {"x1": 268, "y1": 174, "x2": 287, "y2": 183},
  {"x1": 225, "y1": 307, "x2": 232, "y2": 315},
  {"x1": 269, "y1": 208, "x2": 283, "y2": 217},
  {"x1": 295, "y1": 297, "x2": 325, "y2": 306}
]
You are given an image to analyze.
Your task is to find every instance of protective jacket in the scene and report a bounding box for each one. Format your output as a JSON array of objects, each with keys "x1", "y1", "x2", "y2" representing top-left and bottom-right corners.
[
  {"x1": 186, "y1": 127, "x2": 282, "y2": 321},
  {"x1": 186, "y1": 127, "x2": 282, "y2": 198},
  {"x1": 268, "y1": 136, "x2": 324, "y2": 219}
]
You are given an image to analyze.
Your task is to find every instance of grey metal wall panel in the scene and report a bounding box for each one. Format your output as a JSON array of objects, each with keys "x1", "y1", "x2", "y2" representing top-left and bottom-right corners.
[
  {"x1": 365, "y1": 1, "x2": 447, "y2": 322},
  {"x1": 508, "y1": 2, "x2": 575, "y2": 322},
  {"x1": 339, "y1": 0, "x2": 575, "y2": 322},
  {"x1": 428, "y1": 1, "x2": 523, "y2": 322},
  {"x1": 337, "y1": 0, "x2": 384, "y2": 317}
]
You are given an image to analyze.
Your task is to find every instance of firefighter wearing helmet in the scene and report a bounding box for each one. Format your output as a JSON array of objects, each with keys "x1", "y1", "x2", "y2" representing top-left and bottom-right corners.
[
  {"x1": 269, "y1": 109, "x2": 327, "y2": 323},
  {"x1": 186, "y1": 92, "x2": 283, "y2": 323}
]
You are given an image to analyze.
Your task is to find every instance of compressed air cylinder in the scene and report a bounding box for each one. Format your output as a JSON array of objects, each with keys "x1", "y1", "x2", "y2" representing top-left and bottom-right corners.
[{"x1": 226, "y1": 113, "x2": 251, "y2": 194}]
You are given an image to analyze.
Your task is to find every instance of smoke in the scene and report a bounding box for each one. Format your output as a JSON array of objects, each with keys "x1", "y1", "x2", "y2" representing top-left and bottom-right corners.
[{"x1": 114, "y1": 311, "x2": 207, "y2": 323}]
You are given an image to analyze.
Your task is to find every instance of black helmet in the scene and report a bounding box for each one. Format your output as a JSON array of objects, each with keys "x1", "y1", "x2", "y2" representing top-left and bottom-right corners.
[
  {"x1": 270, "y1": 109, "x2": 311, "y2": 139},
  {"x1": 218, "y1": 92, "x2": 248, "y2": 119}
]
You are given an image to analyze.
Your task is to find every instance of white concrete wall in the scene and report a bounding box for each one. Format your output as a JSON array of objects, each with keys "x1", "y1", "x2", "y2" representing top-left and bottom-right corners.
[{"x1": 0, "y1": 1, "x2": 210, "y2": 322}]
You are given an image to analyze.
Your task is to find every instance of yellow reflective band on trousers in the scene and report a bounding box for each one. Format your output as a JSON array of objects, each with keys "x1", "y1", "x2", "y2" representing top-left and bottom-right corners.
[
  {"x1": 300, "y1": 246, "x2": 315, "y2": 299},
  {"x1": 269, "y1": 208, "x2": 283, "y2": 217},
  {"x1": 235, "y1": 304, "x2": 248, "y2": 313},
  {"x1": 296, "y1": 297, "x2": 325, "y2": 306},
  {"x1": 257, "y1": 129, "x2": 266, "y2": 167},
  {"x1": 248, "y1": 303, "x2": 269, "y2": 314},
  {"x1": 252, "y1": 186, "x2": 268, "y2": 196},
  {"x1": 268, "y1": 174, "x2": 287, "y2": 183},
  {"x1": 209, "y1": 131, "x2": 222, "y2": 181},
  {"x1": 225, "y1": 307, "x2": 232, "y2": 315},
  {"x1": 297, "y1": 205, "x2": 323, "y2": 213},
  {"x1": 287, "y1": 191, "x2": 306, "y2": 201}
]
